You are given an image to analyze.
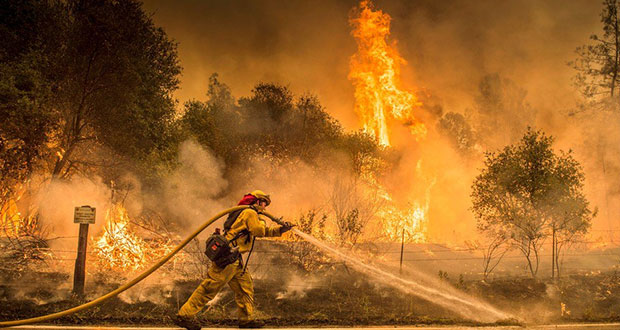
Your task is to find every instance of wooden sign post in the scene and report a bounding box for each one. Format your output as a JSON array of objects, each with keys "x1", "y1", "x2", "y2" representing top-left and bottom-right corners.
[
  {"x1": 73, "y1": 205, "x2": 95, "y2": 297},
  {"x1": 400, "y1": 229, "x2": 405, "y2": 274}
]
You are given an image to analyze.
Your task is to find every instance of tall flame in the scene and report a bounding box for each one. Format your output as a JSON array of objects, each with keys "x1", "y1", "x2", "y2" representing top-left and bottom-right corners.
[{"x1": 349, "y1": 0, "x2": 426, "y2": 146}]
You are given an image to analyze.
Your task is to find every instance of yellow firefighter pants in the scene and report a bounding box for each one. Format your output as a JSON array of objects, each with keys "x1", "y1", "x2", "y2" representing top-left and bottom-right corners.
[{"x1": 178, "y1": 259, "x2": 255, "y2": 320}]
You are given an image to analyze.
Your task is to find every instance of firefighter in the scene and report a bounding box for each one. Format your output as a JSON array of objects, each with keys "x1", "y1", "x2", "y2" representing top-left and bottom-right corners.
[{"x1": 175, "y1": 190, "x2": 293, "y2": 329}]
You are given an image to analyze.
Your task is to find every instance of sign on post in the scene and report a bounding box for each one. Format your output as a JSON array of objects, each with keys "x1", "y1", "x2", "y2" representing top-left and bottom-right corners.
[
  {"x1": 74, "y1": 206, "x2": 96, "y2": 224},
  {"x1": 73, "y1": 205, "x2": 95, "y2": 297}
]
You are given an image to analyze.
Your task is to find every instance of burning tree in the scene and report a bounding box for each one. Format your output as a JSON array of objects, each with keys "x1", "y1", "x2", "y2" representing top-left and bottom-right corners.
[{"x1": 471, "y1": 129, "x2": 594, "y2": 278}]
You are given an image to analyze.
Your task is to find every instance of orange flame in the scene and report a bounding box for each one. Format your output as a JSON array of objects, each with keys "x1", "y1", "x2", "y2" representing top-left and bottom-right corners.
[
  {"x1": 349, "y1": 0, "x2": 426, "y2": 146},
  {"x1": 379, "y1": 193, "x2": 430, "y2": 243},
  {"x1": 1, "y1": 199, "x2": 25, "y2": 237},
  {"x1": 93, "y1": 204, "x2": 174, "y2": 272},
  {"x1": 0, "y1": 187, "x2": 37, "y2": 238},
  {"x1": 360, "y1": 158, "x2": 433, "y2": 243}
]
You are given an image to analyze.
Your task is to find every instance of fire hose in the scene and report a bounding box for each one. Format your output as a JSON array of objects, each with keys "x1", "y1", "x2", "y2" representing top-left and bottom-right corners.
[{"x1": 0, "y1": 205, "x2": 286, "y2": 328}]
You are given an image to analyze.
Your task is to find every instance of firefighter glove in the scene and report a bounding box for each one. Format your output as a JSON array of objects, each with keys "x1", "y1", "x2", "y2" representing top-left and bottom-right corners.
[{"x1": 280, "y1": 221, "x2": 295, "y2": 234}]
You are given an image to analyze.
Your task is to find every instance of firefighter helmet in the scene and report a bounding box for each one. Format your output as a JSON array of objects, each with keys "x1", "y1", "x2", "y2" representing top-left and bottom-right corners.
[{"x1": 249, "y1": 190, "x2": 271, "y2": 206}]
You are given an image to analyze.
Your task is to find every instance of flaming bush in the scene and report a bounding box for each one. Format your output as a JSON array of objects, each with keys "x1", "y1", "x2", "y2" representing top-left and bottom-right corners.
[
  {"x1": 380, "y1": 200, "x2": 428, "y2": 243},
  {"x1": 0, "y1": 185, "x2": 39, "y2": 238},
  {"x1": 93, "y1": 204, "x2": 175, "y2": 273},
  {"x1": 0, "y1": 186, "x2": 50, "y2": 271},
  {"x1": 360, "y1": 157, "x2": 432, "y2": 243}
]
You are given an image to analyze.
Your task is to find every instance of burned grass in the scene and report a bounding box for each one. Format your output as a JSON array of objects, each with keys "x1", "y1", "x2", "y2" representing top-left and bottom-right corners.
[
  {"x1": 1, "y1": 242, "x2": 618, "y2": 326},
  {"x1": 462, "y1": 272, "x2": 620, "y2": 323},
  {"x1": 0, "y1": 266, "x2": 517, "y2": 327}
]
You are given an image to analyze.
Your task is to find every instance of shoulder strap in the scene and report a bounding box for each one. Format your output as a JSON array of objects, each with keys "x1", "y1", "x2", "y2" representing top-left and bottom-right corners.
[
  {"x1": 224, "y1": 206, "x2": 258, "y2": 244},
  {"x1": 224, "y1": 206, "x2": 258, "y2": 232},
  {"x1": 223, "y1": 208, "x2": 245, "y2": 232}
]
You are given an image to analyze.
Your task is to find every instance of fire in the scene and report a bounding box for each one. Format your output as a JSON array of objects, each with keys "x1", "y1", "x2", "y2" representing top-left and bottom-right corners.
[
  {"x1": 0, "y1": 187, "x2": 37, "y2": 238},
  {"x1": 1, "y1": 198, "x2": 25, "y2": 237},
  {"x1": 379, "y1": 196, "x2": 430, "y2": 243},
  {"x1": 349, "y1": 0, "x2": 426, "y2": 146},
  {"x1": 360, "y1": 158, "x2": 433, "y2": 243},
  {"x1": 93, "y1": 204, "x2": 174, "y2": 272},
  {"x1": 349, "y1": 1, "x2": 433, "y2": 242}
]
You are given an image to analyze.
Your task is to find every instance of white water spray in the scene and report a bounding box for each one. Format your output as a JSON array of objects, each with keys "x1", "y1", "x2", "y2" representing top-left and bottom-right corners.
[{"x1": 292, "y1": 229, "x2": 514, "y2": 322}]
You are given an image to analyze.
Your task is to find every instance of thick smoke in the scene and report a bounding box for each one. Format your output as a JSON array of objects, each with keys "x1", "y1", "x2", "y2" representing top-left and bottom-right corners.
[
  {"x1": 35, "y1": 176, "x2": 113, "y2": 252},
  {"x1": 141, "y1": 0, "x2": 618, "y2": 244},
  {"x1": 159, "y1": 140, "x2": 228, "y2": 233}
]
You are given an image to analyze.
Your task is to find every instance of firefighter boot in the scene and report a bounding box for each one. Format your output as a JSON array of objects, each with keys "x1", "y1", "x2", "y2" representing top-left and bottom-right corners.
[
  {"x1": 238, "y1": 319, "x2": 265, "y2": 328},
  {"x1": 174, "y1": 315, "x2": 201, "y2": 330}
]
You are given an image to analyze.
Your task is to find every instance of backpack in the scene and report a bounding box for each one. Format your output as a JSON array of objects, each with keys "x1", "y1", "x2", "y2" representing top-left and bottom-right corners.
[
  {"x1": 204, "y1": 233, "x2": 240, "y2": 268},
  {"x1": 204, "y1": 207, "x2": 255, "y2": 268}
]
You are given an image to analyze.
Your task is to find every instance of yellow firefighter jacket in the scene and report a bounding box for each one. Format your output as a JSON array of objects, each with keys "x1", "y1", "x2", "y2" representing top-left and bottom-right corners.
[{"x1": 224, "y1": 208, "x2": 282, "y2": 253}]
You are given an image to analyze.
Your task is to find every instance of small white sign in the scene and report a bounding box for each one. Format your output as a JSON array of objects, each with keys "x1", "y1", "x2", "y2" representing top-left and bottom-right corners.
[{"x1": 74, "y1": 206, "x2": 96, "y2": 224}]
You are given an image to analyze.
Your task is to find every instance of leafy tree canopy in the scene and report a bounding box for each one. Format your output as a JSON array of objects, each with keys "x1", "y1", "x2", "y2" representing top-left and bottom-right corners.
[
  {"x1": 471, "y1": 74, "x2": 536, "y2": 150},
  {"x1": 471, "y1": 128, "x2": 593, "y2": 277},
  {"x1": 436, "y1": 112, "x2": 476, "y2": 156},
  {"x1": 0, "y1": 0, "x2": 181, "y2": 189},
  {"x1": 571, "y1": 0, "x2": 620, "y2": 105},
  {"x1": 181, "y1": 74, "x2": 385, "y2": 180}
]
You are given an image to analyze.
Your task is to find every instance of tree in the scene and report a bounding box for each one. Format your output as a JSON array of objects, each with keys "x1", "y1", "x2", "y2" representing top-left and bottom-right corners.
[
  {"x1": 466, "y1": 234, "x2": 510, "y2": 281},
  {"x1": 329, "y1": 176, "x2": 384, "y2": 247},
  {"x1": 286, "y1": 209, "x2": 328, "y2": 272},
  {"x1": 0, "y1": 0, "x2": 181, "y2": 183},
  {"x1": 471, "y1": 74, "x2": 536, "y2": 150},
  {"x1": 547, "y1": 154, "x2": 595, "y2": 278},
  {"x1": 181, "y1": 74, "x2": 241, "y2": 169},
  {"x1": 571, "y1": 0, "x2": 620, "y2": 106},
  {"x1": 472, "y1": 129, "x2": 594, "y2": 278},
  {"x1": 291, "y1": 94, "x2": 342, "y2": 159},
  {"x1": 436, "y1": 112, "x2": 476, "y2": 156},
  {"x1": 0, "y1": 0, "x2": 63, "y2": 203}
]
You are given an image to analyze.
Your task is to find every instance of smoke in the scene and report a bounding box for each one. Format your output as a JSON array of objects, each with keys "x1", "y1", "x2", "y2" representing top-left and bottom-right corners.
[
  {"x1": 569, "y1": 111, "x2": 620, "y2": 240},
  {"x1": 158, "y1": 140, "x2": 228, "y2": 233},
  {"x1": 34, "y1": 175, "x2": 113, "y2": 253},
  {"x1": 117, "y1": 280, "x2": 174, "y2": 305},
  {"x1": 142, "y1": 0, "x2": 359, "y2": 128},
  {"x1": 233, "y1": 155, "x2": 335, "y2": 218},
  {"x1": 142, "y1": 0, "x2": 599, "y2": 126},
  {"x1": 140, "y1": 0, "x2": 620, "y2": 246},
  {"x1": 275, "y1": 273, "x2": 317, "y2": 300}
]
